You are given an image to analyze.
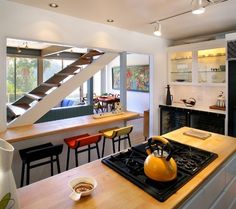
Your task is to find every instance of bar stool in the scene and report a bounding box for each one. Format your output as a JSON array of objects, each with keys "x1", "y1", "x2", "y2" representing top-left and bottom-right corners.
[
  {"x1": 64, "y1": 133, "x2": 102, "y2": 170},
  {"x1": 101, "y1": 126, "x2": 133, "y2": 157},
  {"x1": 19, "y1": 143, "x2": 63, "y2": 187}
]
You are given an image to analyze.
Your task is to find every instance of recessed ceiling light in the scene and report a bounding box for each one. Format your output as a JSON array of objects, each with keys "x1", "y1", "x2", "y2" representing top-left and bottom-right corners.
[
  {"x1": 49, "y1": 3, "x2": 58, "y2": 8},
  {"x1": 107, "y1": 19, "x2": 114, "y2": 23}
]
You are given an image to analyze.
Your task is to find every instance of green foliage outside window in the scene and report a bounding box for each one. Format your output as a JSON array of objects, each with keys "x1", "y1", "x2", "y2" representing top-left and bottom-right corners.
[{"x1": 7, "y1": 57, "x2": 37, "y2": 103}]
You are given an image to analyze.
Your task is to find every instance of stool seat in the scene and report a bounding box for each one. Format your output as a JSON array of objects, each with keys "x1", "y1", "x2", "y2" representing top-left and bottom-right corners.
[
  {"x1": 64, "y1": 133, "x2": 102, "y2": 170},
  {"x1": 19, "y1": 143, "x2": 63, "y2": 187},
  {"x1": 101, "y1": 125, "x2": 133, "y2": 157}
]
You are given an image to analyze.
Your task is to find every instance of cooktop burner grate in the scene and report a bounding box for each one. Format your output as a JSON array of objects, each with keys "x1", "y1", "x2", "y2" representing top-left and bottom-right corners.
[{"x1": 102, "y1": 138, "x2": 218, "y2": 202}]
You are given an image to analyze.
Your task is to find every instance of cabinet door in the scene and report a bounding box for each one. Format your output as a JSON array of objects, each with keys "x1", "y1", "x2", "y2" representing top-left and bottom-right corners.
[
  {"x1": 190, "y1": 111, "x2": 225, "y2": 134},
  {"x1": 197, "y1": 48, "x2": 226, "y2": 84},
  {"x1": 160, "y1": 106, "x2": 188, "y2": 134},
  {"x1": 169, "y1": 51, "x2": 193, "y2": 83}
]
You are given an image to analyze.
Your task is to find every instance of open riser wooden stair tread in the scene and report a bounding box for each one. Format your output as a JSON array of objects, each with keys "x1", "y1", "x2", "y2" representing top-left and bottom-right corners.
[
  {"x1": 7, "y1": 103, "x2": 31, "y2": 119},
  {"x1": 31, "y1": 85, "x2": 56, "y2": 94},
  {"x1": 82, "y1": 50, "x2": 104, "y2": 58},
  {"x1": 45, "y1": 74, "x2": 68, "y2": 84},
  {"x1": 25, "y1": 93, "x2": 46, "y2": 101},
  {"x1": 71, "y1": 57, "x2": 92, "y2": 66},
  {"x1": 60, "y1": 66, "x2": 81, "y2": 74},
  {"x1": 12, "y1": 96, "x2": 35, "y2": 106}
]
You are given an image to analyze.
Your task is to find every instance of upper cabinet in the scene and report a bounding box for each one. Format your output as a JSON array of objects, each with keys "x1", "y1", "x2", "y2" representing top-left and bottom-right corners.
[
  {"x1": 169, "y1": 51, "x2": 192, "y2": 83},
  {"x1": 197, "y1": 48, "x2": 226, "y2": 84},
  {"x1": 168, "y1": 40, "x2": 226, "y2": 86}
]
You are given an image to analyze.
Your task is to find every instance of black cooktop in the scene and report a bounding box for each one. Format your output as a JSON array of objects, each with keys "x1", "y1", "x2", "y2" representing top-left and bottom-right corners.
[{"x1": 101, "y1": 139, "x2": 218, "y2": 202}]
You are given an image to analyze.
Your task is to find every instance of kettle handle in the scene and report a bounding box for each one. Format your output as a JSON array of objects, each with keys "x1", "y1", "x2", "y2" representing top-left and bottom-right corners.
[{"x1": 145, "y1": 136, "x2": 173, "y2": 161}]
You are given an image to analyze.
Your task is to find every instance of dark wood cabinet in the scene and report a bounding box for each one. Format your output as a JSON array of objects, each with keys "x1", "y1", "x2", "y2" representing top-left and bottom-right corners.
[{"x1": 159, "y1": 105, "x2": 225, "y2": 135}]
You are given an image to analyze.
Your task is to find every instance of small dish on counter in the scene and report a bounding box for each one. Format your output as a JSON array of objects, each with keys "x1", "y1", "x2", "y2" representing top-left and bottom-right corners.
[{"x1": 68, "y1": 176, "x2": 97, "y2": 201}]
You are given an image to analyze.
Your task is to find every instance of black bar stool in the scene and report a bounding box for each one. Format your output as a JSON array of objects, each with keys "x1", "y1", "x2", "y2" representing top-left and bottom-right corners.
[
  {"x1": 64, "y1": 133, "x2": 102, "y2": 170},
  {"x1": 19, "y1": 143, "x2": 63, "y2": 187}
]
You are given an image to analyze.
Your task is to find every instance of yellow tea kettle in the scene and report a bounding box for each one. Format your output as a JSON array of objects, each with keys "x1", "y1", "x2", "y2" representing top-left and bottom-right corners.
[{"x1": 144, "y1": 136, "x2": 177, "y2": 182}]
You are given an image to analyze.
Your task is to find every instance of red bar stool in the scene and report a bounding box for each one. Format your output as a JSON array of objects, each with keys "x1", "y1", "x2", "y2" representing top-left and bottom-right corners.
[
  {"x1": 100, "y1": 126, "x2": 133, "y2": 157},
  {"x1": 64, "y1": 133, "x2": 102, "y2": 170}
]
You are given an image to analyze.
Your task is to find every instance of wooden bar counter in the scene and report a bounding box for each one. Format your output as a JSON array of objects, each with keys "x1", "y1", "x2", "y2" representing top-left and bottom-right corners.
[
  {"x1": 0, "y1": 111, "x2": 140, "y2": 143},
  {"x1": 17, "y1": 127, "x2": 236, "y2": 209}
]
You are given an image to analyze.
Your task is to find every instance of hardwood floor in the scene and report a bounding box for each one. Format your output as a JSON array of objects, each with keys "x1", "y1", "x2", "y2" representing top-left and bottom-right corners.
[{"x1": 127, "y1": 117, "x2": 145, "y2": 145}]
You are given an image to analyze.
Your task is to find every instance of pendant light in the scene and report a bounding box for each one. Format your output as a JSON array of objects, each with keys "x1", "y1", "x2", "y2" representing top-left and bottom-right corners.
[{"x1": 191, "y1": 0, "x2": 206, "y2": 14}]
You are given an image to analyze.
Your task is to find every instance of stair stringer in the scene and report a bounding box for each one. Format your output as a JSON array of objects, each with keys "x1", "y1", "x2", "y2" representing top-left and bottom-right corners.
[{"x1": 8, "y1": 52, "x2": 118, "y2": 128}]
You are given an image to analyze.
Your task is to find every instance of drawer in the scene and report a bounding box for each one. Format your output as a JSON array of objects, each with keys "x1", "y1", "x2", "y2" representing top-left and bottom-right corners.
[
  {"x1": 203, "y1": 168, "x2": 226, "y2": 208},
  {"x1": 209, "y1": 176, "x2": 236, "y2": 209},
  {"x1": 225, "y1": 155, "x2": 236, "y2": 184}
]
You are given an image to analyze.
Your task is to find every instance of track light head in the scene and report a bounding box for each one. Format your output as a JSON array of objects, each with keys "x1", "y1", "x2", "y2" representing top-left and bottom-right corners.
[
  {"x1": 153, "y1": 22, "x2": 162, "y2": 36},
  {"x1": 191, "y1": 0, "x2": 206, "y2": 14}
]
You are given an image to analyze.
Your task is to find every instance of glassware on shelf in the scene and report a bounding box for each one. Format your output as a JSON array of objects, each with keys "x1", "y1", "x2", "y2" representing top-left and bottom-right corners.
[
  {"x1": 197, "y1": 48, "x2": 226, "y2": 84},
  {"x1": 170, "y1": 51, "x2": 192, "y2": 83}
]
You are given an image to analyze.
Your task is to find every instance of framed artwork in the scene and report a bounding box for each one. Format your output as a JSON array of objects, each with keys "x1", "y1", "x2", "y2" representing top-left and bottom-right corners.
[{"x1": 112, "y1": 65, "x2": 149, "y2": 92}]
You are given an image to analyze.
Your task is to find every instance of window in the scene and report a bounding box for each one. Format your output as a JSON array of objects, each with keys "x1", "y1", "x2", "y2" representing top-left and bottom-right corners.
[
  {"x1": 43, "y1": 59, "x2": 62, "y2": 82},
  {"x1": 7, "y1": 56, "x2": 38, "y2": 103}
]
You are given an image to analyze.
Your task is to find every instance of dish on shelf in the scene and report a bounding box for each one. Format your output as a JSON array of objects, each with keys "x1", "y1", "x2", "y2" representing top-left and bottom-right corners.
[{"x1": 175, "y1": 79, "x2": 186, "y2": 82}]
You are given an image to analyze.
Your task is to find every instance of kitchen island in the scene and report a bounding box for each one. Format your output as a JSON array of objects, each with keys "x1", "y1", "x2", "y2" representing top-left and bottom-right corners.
[{"x1": 17, "y1": 127, "x2": 236, "y2": 209}]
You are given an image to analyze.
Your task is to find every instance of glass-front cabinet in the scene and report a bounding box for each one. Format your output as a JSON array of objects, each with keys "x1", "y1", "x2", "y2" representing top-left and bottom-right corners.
[
  {"x1": 169, "y1": 51, "x2": 192, "y2": 83},
  {"x1": 168, "y1": 40, "x2": 226, "y2": 86},
  {"x1": 197, "y1": 48, "x2": 226, "y2": 84}
]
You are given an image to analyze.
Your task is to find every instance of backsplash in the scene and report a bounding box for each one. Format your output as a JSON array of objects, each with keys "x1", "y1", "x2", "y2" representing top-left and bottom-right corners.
[{"x1": 169, "y1": 85, "x2": 226, "y2": 107}]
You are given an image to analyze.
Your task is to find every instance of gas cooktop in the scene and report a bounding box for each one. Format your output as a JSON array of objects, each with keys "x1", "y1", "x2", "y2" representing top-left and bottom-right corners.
[{"x1": 102, "y1": 139, "x2": 218, "y2": 202}]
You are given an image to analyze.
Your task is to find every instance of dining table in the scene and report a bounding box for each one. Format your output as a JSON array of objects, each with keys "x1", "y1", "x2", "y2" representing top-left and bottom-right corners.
[{"x1": 97, "y1": 96, "x2": 120, "y2": 112}]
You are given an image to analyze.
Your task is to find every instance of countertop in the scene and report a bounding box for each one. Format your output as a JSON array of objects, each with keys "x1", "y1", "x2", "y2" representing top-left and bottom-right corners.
[
  {"x1": 159, "y1": 102, "x2": 226, "y2": 115},
  {"x1": 17, "y1": 127, "x2": 236, "y2": 209},
  {"x1": 0, "y1": 111, "x2": 140, "y2": 143}
]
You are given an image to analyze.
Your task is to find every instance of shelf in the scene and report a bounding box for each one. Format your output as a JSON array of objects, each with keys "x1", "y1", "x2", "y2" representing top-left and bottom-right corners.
[
  {"x1": 198, "y1": 55, "x2": 226, "y2": 59},
  {"x1": 198, "y1": 71, "x2": 225, "y2": 73},
  {"x1": 171, "y1": 71, "x2": 192, "y2": 74},
  {"x1": 171, "y1": 58, "x2": 192, "y2": 61}
]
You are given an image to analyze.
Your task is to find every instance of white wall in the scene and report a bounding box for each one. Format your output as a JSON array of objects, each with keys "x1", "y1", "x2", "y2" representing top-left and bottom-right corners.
[
  {"x1": 0, "y1": 1, "x2": 169, "y2": 133},
  {"x1": 106, "y1": 53, "x2": 150, "y2": 113},
  {"x1": 171, "y1": 85, "x2": 226, "y2": 107}
]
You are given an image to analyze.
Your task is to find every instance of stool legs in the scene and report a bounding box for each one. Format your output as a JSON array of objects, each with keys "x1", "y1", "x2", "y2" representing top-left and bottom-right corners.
[
  {"x1": 128, "y1": 134, "x2": 132, "y2": 147},
  {"x1": 112, "y1": 138, "x2": 116, "y2": 153},
  {"x1": 118, "y1": 136, "x2": 121, "y2": 152},
  {"x1": 66, "y1": 147, "x2": 70, "y2": 170},
  {"x1": 102, "y1": 137, "x2": 106, "y2": 157},
  {"x1": 20, "y1": 161, "x2": 25, "y2": 187},
  {"x1": 26, "y1": 162, "x2": 30, "y2": 186},
  {"x1": 96, "y1": 143, "x2": 100, "y2": 158},
  {"x1": 75, "y1": 149, "x2": 78, "y2": 167},
  {"x1": 88, "y1": 145, "x2": 91, "y2": 162},
  {"x1": 56, "y1": 155, "x2": 61, "y2": 173},
  {"x1": 50, "y1": 156, "x2": 54, "y2": 176}
]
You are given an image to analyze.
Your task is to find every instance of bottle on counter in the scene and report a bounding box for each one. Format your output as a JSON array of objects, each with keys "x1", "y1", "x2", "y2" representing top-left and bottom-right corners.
[
  {"x1": 166, "y1": 85, "x2": 173, "y2": 105},
  {"x1": 216, "y1": 91, "x2": 225, "y2": 108}
]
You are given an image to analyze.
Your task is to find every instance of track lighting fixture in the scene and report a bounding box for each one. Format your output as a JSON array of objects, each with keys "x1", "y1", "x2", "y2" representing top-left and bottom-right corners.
[
  {"x1": 191, "y1": 0, "x2": 205, "y2": 14},
  {"x1": 151, "y1": 0, "x2": 228, "y2": 37}
]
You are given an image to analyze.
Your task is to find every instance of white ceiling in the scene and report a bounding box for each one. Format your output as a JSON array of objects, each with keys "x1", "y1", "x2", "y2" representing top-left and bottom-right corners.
[{"x1": 8, "y1": 0, "x2": 236, "y2": 42}]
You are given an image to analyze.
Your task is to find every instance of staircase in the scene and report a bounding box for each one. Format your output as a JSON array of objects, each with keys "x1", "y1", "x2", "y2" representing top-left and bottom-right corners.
[{"x1": 7, "y1": 50, "x2": 118, "y2": 127}]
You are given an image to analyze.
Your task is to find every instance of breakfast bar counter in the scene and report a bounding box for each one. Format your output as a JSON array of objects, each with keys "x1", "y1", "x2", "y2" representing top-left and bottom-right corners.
[
  {"x1": 0, "y1": 111, "x2": 140, "y2": 143},
  {"x1": 17, "y1": 127, "x2": 236, "y2": 209}
]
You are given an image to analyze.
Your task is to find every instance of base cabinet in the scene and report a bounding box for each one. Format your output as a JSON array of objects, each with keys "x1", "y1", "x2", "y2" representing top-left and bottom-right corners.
[
  {"x1": 159, "y1": 105, "x2": 225, "y2": 135},
  {"x1": 180, "y1": 154, "x2": 236, "y2": 209}
]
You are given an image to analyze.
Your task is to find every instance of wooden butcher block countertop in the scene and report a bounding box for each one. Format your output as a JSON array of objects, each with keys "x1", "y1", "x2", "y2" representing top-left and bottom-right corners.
[{"x1": 18, "y1": 127, "x2": 236, "y2": 209}]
